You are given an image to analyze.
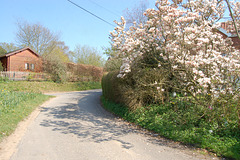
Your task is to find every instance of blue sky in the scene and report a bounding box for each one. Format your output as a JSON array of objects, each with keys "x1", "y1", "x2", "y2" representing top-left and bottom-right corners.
[{"x1": 0, "y1": 0, "x2": 155, "y2": 55}]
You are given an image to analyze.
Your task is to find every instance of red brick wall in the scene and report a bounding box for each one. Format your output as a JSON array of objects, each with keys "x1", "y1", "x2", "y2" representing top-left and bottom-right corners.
[{"x1": 9, "y1": 49, "x2": 42, "y2": 72}]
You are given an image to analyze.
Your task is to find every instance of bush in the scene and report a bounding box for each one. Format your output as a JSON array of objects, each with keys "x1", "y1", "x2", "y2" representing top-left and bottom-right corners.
[
  {"x1": 102, "y1": 65, "x2": 178, "y2": 110},
  {"x1": 0, "y1": 61, "x2": 3, "y2": 71},
  {"x1": 101, "y1": 71, "x2": 123, "y2": 103},
  {"x1": 104, "y1": 57, "x2": 122, "y2": 72},
  {"x1": 67, "y1": 63, "x2": 103, "y2": 82},
  {"x1": 43, "y1": 55, "x2": 68, "y2": 83}
]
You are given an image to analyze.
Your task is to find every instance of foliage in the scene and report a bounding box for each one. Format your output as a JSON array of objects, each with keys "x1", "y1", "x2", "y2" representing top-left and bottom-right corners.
[
  {"x1": 0, "y1": 62, "x2": 3, "y2": 71},
  {"x1": 102, "y1": 68, "x2": 174, "y2": 110},
  {"x1": 102, "y1": 46, "x2": 118, "y2": 58},
  {"x1": 103, "y1": 46, "x2": 123, "y2": 72},
  {"x1": 15, "y1": 20, "x2": 72, "y2": 82},
  {"x1": 67, "y1": 63, "x2": 103, "y2": 82},
  {"x1": 101, "y1": 96, "x2": 240, "y2": 159},
  {"x1": 0, "y1": 89, "x2": 51, "y2": 142},
  {"x1": 46, "y1": 41, "x2": 71, "y2": 63},
  {"x1": 0, "y1": 46, "x2": 7, "y2": 56},
  {"x1": 73, "y1": 45, "x2": 105, "y2": 67},
  {"x1": 40, "y1": 40, "x2": 72, "y2": 82},
  {"x1": 43, "y1": 54, "x2": 68, "y2": 83},
  {"x1": 0, "y1": 79, "x2": 101, "y2": 142},
  {"x1": 110, "y1": 0, "x2": 240, "y2": 110},
  {"x1": 76, "y1": 81, "x2": 102, "y2": 90},
  {"x1": 101, "y1": 71, "x2": 128, "y2": 105},
  {"x1": 104, "y1": 57, "x2": 122, "y2": 72},
  {"x1": 0, "y1": 42, "x2": 18, "y2": 53},
  {"x1": 0, "y1": 81, "x2": 101, "y2": 93},
  {"x1": 102, "y1": 1, "x2": 240, "y2": 158}
]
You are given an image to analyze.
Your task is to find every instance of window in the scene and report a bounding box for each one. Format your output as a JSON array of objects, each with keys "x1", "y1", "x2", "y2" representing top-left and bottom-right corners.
[
  {"x1": 25, "y1": 63, "x2": 29, "y2": 70},
  {"x1": 31, "y1": 64, "x2": 35, "y2": 71}
]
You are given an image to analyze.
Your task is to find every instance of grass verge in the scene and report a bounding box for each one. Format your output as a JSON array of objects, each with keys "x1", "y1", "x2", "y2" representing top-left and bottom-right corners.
[
  {"x1": 0, "y1": 80, "x2": 101, "y2": 142},
  {"x1": 0, "y1": 81, "x2": 102, "y2": 93},
  {"x1": 101, "y1": 96, "x2": 240, "y2": 160},
  {"x1": 0, "y1": 90, "x2": 51, "y2": 142}
]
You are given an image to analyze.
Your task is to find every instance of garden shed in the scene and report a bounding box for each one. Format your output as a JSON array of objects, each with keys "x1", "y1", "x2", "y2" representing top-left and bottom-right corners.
[{"x1": 0, "y1": 47, "x2": 42, "y2": 72}]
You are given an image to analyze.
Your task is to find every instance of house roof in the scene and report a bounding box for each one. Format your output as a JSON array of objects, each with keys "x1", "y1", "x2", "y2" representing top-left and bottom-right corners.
[
  {"x1": 0, "y1": 47, "x2": 39, "y2": 58},
  {"x1": 217, "y1": 27, "x2": 239, "y2": 38}
]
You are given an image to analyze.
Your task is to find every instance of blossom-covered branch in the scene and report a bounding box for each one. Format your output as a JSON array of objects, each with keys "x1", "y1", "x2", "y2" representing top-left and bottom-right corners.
[{"x1": 110, "y1": 0, "x2": 240, "y2": 107}]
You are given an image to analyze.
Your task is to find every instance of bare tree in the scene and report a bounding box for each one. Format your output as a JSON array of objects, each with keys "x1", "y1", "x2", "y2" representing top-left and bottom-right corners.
[
  {"x1": 123, "y1": 0, "x2": 149, "y2": 29},
  {"x1": 15, "y1": 21, "x2": 60, "y2": 55}
]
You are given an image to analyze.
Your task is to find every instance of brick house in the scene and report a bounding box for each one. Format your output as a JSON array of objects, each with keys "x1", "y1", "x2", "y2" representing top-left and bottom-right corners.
[
  {"x1": 0, "y1": 47, "x2": 42, "y2": 72},
  {"x1": 218, "y1": 21, "x2": 240, "y2": 50}
]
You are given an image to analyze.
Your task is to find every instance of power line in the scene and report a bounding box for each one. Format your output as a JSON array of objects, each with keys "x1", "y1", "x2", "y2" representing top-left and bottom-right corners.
[
  {"x1": 87, "y1": 0, "x2": 121, "y2": 17},
  {"x1": 67, "y1": 0, "x2": 116, "y2": 27}
]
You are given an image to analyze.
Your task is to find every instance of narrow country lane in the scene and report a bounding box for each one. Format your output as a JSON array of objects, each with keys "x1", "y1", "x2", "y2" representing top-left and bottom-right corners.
[{"x1": 9, "y1": 90, "x2": 217, "y2": 160}]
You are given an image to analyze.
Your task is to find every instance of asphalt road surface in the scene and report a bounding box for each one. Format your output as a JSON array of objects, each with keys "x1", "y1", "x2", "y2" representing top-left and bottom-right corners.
[{"x1": 10, "y1": 90, "x2": 217, "y2": 160}]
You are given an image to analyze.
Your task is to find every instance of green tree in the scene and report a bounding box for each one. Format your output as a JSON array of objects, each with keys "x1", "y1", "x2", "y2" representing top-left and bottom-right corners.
[
  {"x1": 73, "y1": 45, "x2": 105, "y2": 67},
  {"x1": 102, "y1": 46, "x2": 122, "y2": 71},
  {"x1": 0, "y1": 46, "x2": 7, "y2": 56},
  {"x1": 43, "y1": 53, "x2": 67, "y2": 82},
  {"x1": 45, "y1": 41, "x2": 71, "y2": 63},
  {"x1": 0, "y1": 43, "x2": 18, "y2": 53}
]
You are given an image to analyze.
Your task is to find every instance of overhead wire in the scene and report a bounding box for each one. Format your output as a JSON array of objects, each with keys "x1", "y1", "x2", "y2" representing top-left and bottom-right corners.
[
  {"x1": 87, "y1": 0, "x2": 121, "y2": 17},
  {"x1": 67, "y1": 0, "x2": 116, "y2": 27}
]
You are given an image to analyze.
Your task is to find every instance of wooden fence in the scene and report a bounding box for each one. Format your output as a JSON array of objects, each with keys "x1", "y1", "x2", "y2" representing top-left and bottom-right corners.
[{"x1": 0, "y1": 71, "x2": 49, "y2": 81}]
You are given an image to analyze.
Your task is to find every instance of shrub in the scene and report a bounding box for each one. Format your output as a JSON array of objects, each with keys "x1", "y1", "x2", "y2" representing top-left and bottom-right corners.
[
  {"x1": 104, "y1": 57, "x2": 122, "y2": 72},
  {"x1": 110, "y1": 0, "x2": 240, "y2": 112},
  {"x1": 0, "y1": 61, "x2": 3, "y2": 71},
  {"x1": 67, "y1": 63, "x2": 103, "y2": 82},
  {"x1": 102, "y1": 65, "x2": 179, "y2": 110},
  {"x1": 43, "y1": 55, "x2": 67, "y2": 83}
]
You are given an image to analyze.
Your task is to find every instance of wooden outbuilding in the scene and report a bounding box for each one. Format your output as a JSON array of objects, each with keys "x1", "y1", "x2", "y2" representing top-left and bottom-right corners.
[{"x1": 0, "y1": 47, "x2": 42, "y2": 72}]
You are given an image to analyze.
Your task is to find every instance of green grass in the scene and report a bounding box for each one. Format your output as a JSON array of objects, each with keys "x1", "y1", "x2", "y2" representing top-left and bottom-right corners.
[
  {"x1": 0, "y1": 89, "x2": 51, "y2": 141},
  {"x1": 0, "y1": 80, "x2": 101, "y2": 142},
  {"x1": 0, "y1": 81, "x2": 102, "y2": 93},
  {"x1": 101, "y1": 96, "x2": 240, "y2": 160}
]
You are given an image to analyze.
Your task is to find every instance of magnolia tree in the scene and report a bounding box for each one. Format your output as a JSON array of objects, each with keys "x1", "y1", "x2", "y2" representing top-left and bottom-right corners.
[{"x1": 110, "y1": 0, "x2": 240, "y2": 108}]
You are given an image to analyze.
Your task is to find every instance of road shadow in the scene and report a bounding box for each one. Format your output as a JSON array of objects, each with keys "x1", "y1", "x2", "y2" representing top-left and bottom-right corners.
[
  {"x1": 40, "y1": 90, "x2": 134, "y2": 149},
  {"x1": 40, "y1": 90, "x2": 198, "y2": 153}
]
